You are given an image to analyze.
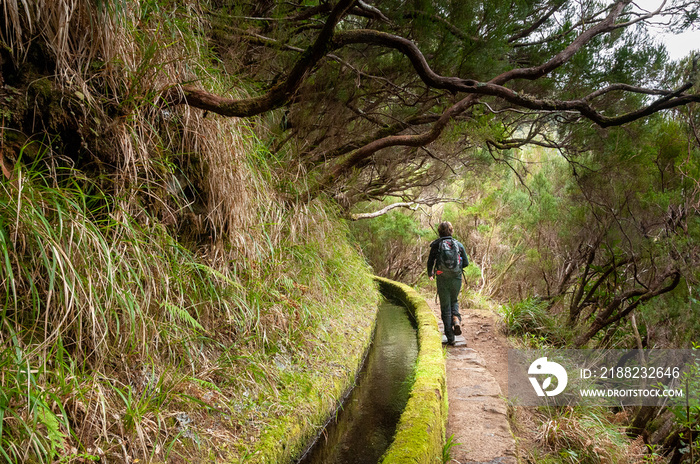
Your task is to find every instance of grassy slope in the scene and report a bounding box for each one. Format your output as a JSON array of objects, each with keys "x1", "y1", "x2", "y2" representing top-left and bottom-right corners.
[{"x1": 0, "y1": 1, "x2": 378, "y2": 462}]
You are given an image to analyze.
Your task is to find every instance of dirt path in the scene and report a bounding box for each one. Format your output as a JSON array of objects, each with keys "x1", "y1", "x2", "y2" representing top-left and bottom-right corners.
[{"x1": 428, "y1": 299, "x2": 517, "y2": 464}]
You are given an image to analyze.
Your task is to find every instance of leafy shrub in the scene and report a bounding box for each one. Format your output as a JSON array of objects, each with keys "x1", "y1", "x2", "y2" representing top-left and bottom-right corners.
[
  {"x1": 350, "y1": 205, "x2": 432, "y2": 282},
  {"x1": 462, "y1": 262, "x2": 482, "y2": 288}
]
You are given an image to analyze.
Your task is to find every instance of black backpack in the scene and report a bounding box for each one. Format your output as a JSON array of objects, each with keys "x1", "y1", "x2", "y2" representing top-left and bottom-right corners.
[{"x1": 437, "y1": 238, "x2": 462, "y2": 276}]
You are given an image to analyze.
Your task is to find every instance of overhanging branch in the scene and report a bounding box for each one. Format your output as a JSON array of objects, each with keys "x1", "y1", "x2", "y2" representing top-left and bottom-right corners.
[
  {"x1": 166, "y1": 0, "x2": 700, "y2": 202},
  {"x1": 165, "y1": 0, "x2": 356, "y2": 117},
  {"x1": 350, "y1": 197, "x2": 461, "y2": 220},
  {"x1": 350, "y1": 202, "x2": 418, "y2": 220}
]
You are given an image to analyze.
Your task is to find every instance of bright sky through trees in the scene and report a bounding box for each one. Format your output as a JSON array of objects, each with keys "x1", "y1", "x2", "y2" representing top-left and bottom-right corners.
[{"x1": 634, "y1": 0, "x2": 699, "y2": 60}]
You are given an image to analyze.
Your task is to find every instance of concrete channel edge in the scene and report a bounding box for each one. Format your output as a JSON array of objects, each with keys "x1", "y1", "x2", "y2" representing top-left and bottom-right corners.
[{"x1": 374, "y1": 276, "x2": 448, "y2": 464}]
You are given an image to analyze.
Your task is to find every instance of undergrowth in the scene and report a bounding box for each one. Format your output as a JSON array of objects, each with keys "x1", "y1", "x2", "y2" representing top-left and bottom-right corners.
[
  {"x1": 514, "y1": 405, "x2": 651, "y2": 464},
  {"x1": 501, "y1": 297, "x2": 569, "y2": 347},
  {"x1": 0, "y1": 143, "x2": 376, "y2": 463},
  {"x1": 0, "y1": 1, "x2": 378, "y2": 463}
]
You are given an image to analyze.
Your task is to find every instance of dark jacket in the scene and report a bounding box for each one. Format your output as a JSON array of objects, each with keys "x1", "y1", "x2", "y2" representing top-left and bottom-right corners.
[{"x1": 427, "y1": 236, "x2": 468, "y2": 278}]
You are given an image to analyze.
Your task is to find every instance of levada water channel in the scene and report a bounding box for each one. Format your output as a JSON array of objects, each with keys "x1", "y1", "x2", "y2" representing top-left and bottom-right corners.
[{"x1": 297, "y1": 298, "x2": 419, "y2": 464}]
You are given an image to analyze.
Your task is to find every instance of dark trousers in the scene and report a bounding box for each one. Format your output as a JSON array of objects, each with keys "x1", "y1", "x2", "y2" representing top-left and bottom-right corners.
[{"x1": 436, "y1": 274, "x2": 462, "y2": 343}]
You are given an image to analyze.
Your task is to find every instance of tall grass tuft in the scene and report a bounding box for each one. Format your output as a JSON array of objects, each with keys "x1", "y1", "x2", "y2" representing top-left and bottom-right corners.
[
  {"x1": 0, "y1": 1, "x2": 379, "y2": 462},
  {"x1": 501, "y1": 297, "x2": 568, "y2": 346},
  {"x1": 1, "y1": 156, "x2": 240, "y2": 362},
  {"x1": 0, "y1": 150, "x2": 256, "y2": 461},
  {"x1": 530, "y1": 406, "x2": 647, "y2": 464}
]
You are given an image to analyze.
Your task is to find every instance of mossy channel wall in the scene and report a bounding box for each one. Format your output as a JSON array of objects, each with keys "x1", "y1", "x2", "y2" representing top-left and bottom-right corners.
[
  {"x1": 272, "y1": 276, "x2": 446, "y2": 464},
  {"x1": 374, "y1": 276, "x2": 447, "y2": 464}
]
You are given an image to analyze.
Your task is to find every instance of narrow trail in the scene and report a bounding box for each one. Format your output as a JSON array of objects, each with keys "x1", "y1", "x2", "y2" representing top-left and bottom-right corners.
[{"x1": 427, "y1": 298, "x2": 517, "y2": 464}]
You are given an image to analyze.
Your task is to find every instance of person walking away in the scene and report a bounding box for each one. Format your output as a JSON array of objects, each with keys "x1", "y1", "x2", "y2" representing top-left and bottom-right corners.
[{"x1": 427, "y1": 221, "x2": 468, "y2": 345}]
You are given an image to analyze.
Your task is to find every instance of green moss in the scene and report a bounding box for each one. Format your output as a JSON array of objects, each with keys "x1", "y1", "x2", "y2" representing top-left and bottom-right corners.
[
  {"x1": 27, "y1": 77, "x2": 53, "y2": 99},
  {"x1": 248, "y1": 331, "x2": 376, "y2": 463},
  {"x1": 374, "y1": 277, "x2": 447, "y2": 464},
  {"x1": 247, "y1": 275, "x2": 446, "y2": 464},
  {"x1": 239, "y1": 233, "x2": 379, "y2": 463}
]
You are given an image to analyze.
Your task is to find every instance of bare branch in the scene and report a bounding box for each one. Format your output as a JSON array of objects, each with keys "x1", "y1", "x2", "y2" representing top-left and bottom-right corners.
[
  {"x1": 355, "y1": 1, "x2": 390, "y2": 23},
  {"x1": 507, "y1": 1, "x2": 564, "y2": 43},
  {"x1": 350, "y1": 201, "x2": 418, "y2": 220},
  {"x1": 574, "y1": 269, "x2": 681, "y2": 346},
  {"x1": 314, "y1": 94, "x2": 478, "y2": 191},
  {"x1": 306, "y1": 114, "x2": 441, "y2": 165},
  {"x1": 471, "y1": 81, "x2": 700, "y2": 127},
  {"x1": 583, "y1": 83, "x2": 676, "y2": 101},
  {"x1": 350, "y1": 197, "x2": 460, "y2": 220}
]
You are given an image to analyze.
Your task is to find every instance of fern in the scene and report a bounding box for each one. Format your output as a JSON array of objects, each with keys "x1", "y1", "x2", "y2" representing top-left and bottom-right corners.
[
  {"x1": 162, "y1": 302, "x2": 204, "y2": 331},
  {"x1": 36, "y1": 403, "x2": 67, "y2": 456}
]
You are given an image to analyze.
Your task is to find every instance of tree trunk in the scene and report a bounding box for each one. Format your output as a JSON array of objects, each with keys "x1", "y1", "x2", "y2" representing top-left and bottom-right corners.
[{"x1": 627, "y1": 406, "x2": 659, "y2": 438}]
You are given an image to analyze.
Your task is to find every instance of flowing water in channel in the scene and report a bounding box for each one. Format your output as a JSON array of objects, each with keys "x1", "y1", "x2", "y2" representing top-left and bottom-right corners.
[{"x1": 297, "y1": 299, "x2": 419, "y2": 464}]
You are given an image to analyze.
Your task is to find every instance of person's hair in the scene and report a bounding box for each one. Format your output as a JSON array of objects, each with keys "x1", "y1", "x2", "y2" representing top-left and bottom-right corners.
[{"x1": 437, "y1": 221, "x2": 453, "y2": 237}]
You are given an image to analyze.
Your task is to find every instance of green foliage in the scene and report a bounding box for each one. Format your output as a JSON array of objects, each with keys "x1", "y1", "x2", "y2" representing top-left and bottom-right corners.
[
  {"x1": 442, "y1": 434, "x2": 461, "y2": 463},
  {"x1": 639, "y1": 287, "x2": 700, "y2": 347},
  {"x1": 1, "y1": 155, "x2": 234, "y2": 356},
  {"x1": 4, "y1": 0, "x2": 699, "y2": 460},
  {"x1": 0, "y1": 333, "x2": 76, "y2": 463},
  {"x1": 527, "y1": 405, "x2": 640, "y2": 464},
  {"x1": 501, "y1": 298, "x2": 564, "y2": 346},
  {"x1": 0, "y1": 43, "x2": 381, "y2": 464},
  {"x1": 667, "y1": 344, "x2": 700, "y2": 460},
  {"x1": 0, "y1": 146, "x2": 379, "y2": 462},
  {"x1": 350, "y1": 204, "x2": 432, "y2": 282},
  {"x1": 462, "y1": 261, "x2": 482, "y2": 287}
]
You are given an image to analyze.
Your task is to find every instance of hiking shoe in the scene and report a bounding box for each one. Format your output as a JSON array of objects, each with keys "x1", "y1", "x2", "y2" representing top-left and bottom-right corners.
[{"x1": 452, "y1": 316, "x2": 462, "y2": 335}]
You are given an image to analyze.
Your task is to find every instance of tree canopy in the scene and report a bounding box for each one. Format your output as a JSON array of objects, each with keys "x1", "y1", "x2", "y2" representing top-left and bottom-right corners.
[
  {"x1": 169, "y1": 0, "x2": 699, "y2": 206},
  {"x1": 2, "y1": 1, "x2": 700, "y2": 461}
]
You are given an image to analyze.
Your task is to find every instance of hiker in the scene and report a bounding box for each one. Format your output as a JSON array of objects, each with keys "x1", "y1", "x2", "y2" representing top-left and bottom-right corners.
[{"x1": 427, "y1": 221, "x2": 469, "y2": 345}]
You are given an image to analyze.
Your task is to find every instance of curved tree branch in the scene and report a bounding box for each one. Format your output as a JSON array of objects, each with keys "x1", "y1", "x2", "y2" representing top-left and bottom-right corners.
[
  {"x1": 350, "y1": 197, "x2": 461, "y2": 220},
  {"x1": 305, "y1": 1, "x2": 698, "y2": 192},
  {"x1": 583, "y1": 83, "x2": 679, "y2": 101},
  {"x1": 306, "y1": 114, "x2": 441, "y2": 165},
  {"x1": 175, "y1": 0, "x2": 696, "y2": 128},
  {"x1": 332, "y1": 29, "x2": 480, "y2": 90},
  {"x1": 168, "y1": 0, "x2": 700, "y2": 202},
  {"x1": 573, "y1": 269, "x2": 681, "y2": 347},
  {"x1": 507, "y1": 1, "x2": 565, "y2": 43},
  {"x1": 313, "y1": 94, "x2": 478, "y2": 192},
  {"x1": 349, "y1": 201, "x2": 418, "y2": 220},
  {"x1": 165, "y1": 0, "x2": 357, "y2": 117},
  {"x1": 493, "y1": 0, "x2": 630, "y2": 83}
]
